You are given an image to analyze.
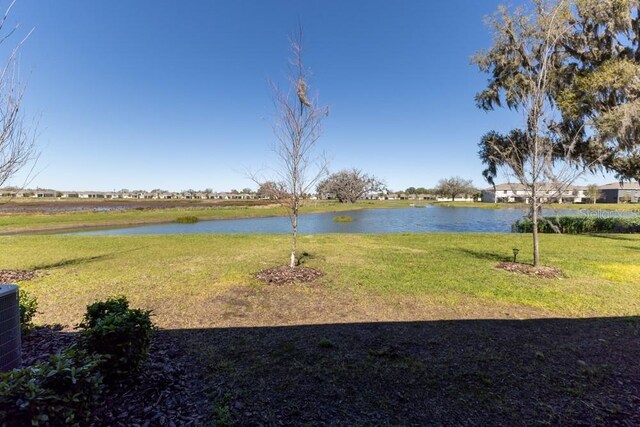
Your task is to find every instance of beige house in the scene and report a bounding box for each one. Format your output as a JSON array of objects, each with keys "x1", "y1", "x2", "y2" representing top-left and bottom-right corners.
[{"x1": 481, "y1": 183, "x2": 587, "y2": 204}]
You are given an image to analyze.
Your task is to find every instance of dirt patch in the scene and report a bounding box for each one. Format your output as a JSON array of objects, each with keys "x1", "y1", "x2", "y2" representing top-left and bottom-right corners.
[
  {"x1": 0, "y1": 269, "x2": 37, "y2": 283},
  {"x1": 254, "y1": 265, "x2": 325, "y2": 285},
  {"x1": 496, "y1": 262, "x2": 563, "y2": 279}
]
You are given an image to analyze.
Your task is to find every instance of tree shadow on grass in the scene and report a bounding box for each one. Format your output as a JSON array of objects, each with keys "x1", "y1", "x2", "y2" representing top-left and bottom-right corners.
[
  {"x1": 587, "y1": 233, "x2": 639, "y2": 242},
  {"x1": 172, "y1": 317, "x2": 640, "y2": 425},
  {"x1": 30, "y1": 247, "x2": 150, "y2": 270},
  {"x1": 31, "y1": 254, "x2": 112, "y2": 270},
  {"x1": 451, "y1": 248, "x2": 511, "y2": 262}
]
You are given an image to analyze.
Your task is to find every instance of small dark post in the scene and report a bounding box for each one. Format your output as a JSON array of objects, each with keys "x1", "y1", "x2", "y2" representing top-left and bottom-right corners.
[{"x1": 512, "y1": 248, "x2": 519, "y2": 263}]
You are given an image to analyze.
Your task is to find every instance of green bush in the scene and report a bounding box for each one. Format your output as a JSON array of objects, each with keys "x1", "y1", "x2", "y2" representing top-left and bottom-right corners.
[
  {"x1": 176, "y1": 216, "x2": 199, "y2": 224},
  {"x1": 79, "y1": 295, "x2": 129, "y2": 329},
  {"x1": 78, "y1": 297, "x2": 155, "y2": 379},
  {"x1": 513, "y1": 216, "x2": 640, "y2": 234},
  {"x1": 0, "y1": 347, "x2": 104, "y2": 427},
  {"x1": 18, "y1": 290, "x2": 38, "y2": 336}
]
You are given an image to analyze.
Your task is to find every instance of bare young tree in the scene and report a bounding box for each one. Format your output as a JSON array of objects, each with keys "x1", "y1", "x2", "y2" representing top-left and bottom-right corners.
[
  {"x1": 475, "y1": 0, "x2": 606, "y2": 266},
  {"x1": 256, "y1": 27, "x2": 329, "y2": 268},
  {"x1": 0, "y1": 0, "x2": 36, "y2": 192}
]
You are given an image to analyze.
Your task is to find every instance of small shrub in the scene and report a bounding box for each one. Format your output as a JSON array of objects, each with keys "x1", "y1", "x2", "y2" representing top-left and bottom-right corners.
[
  {"x1": 0, "y1": 346, "x2": 104, "y2": 426},
  {"x1": 78, "y1": 297, "x2": 155, "y2": 379},
  {"x1": 333, "y1": 215, "x2": 353, "y2": 223},
  {"x1": 79, "y1": 295, "x2": 129, "y2": 329},
  {"x1": 176, "y1": 216, "x2": 199, "y2": 224},
  {"x1": 18, "y1": 290, "x2": 38, "y2": 336}
]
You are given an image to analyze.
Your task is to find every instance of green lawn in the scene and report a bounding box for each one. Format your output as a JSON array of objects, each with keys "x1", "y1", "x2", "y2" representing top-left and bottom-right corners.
[
  {"x1": 5, "y1": 232, "x2": 640, "y2": 424},
  {"x1": 4, "y1": 233, "x2": 639, "y2": 329}
]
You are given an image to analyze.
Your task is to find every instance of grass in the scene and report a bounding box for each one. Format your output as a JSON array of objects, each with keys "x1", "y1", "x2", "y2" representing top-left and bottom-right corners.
[
  {"x1": 5, "y1": 232, "x2": 640, "y2": 423},
  {"x1": 3, "y1": 233, "x2": 639, "y2": 329},
  {"x1": 333, "y1": 215, "x2": 353, "y2": 222},
  {"x1": 175, "y1": 216, "x2": 199, "y2": 224}
]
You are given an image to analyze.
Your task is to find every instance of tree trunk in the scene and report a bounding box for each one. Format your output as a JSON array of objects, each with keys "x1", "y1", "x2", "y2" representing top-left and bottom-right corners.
[
  {"x1": 290, "y1": 210, "x2": 298, "y2": 268},
  {"x1": 531, "y1": 196, "x2": 540, "y2": 267}
]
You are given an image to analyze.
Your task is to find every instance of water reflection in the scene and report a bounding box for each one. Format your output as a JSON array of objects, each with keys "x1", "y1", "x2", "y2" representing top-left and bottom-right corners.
[{"x1": 69, "y1": 205, "x2": 632, "y2": 235}]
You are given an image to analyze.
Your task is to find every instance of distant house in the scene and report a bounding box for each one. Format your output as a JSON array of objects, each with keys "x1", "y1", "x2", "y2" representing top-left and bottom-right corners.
[
  {"x1": 79, "y1": 192, "x2": 106, "y2": 199},
  {"x1": 481, "y1": 183, "x2": 587, "y2": 204},
  {"x1": 35, "y1": 190, "x2": 56, "y2": 198},
  {"x1": 597, "y1": 182, "x2": 640, "y2": 203},
  {"x1": 435, "y1": 195, "x2": 476, "y2": 202}
]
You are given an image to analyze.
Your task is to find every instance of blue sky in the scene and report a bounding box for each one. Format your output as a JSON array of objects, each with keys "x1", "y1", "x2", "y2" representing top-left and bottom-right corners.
[{"x1": 5, "y1": 0, "x2": 616, "y2": 192}]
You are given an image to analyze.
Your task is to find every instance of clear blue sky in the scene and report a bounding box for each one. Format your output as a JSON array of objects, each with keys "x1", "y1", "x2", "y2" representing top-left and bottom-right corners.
[{"x1": 6, "y1": 0, "x2": 616, "y2": 192}]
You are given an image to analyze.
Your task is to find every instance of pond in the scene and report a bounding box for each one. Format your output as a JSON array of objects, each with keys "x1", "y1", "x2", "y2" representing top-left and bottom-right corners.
[{"x1": 69, "y1": 206, "x2": 616, "y2": 235}]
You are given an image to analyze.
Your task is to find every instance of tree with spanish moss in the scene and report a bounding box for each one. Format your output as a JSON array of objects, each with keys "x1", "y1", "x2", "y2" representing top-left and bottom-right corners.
[
  {"x1": 474, "y1": 0, "x2": 608, "y2": 266},
  {"x1": 258, "y1": 28, "x2": 329, "y2": 268}
]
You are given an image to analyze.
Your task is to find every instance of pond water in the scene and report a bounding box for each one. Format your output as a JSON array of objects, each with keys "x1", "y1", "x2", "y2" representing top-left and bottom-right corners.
[{"x1": 70, "y1": 206, "x2": 618, "y2": 235}]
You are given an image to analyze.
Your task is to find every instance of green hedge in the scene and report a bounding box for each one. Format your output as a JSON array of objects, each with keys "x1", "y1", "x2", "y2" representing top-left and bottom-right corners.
[{"x1": 513, "y1": 216, "x2": 640, "y2": 234}]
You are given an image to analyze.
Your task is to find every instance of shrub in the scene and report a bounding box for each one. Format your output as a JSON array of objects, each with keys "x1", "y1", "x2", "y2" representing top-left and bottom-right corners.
[
  {"x1": 0, "y1": 347, "x2": 104, "y2": 426},
  {"x1": 79, "y1": 295, "x2": 129, "y2": 329},
  {"x1": 78, "y1": 297, "x2": 155, "y2": 379},
  {"x1": 176, "y1": 216, "x2": 198, "y2": 224},
  {"x1": 18, "y1": 290, "x2": 38, "y2": 336},
  {"x1": 513, "y1": 216, "x2": 640, "y2": 234},
  {"x1": 333, "y1": 215, "x2": 353, "y2": 223}
]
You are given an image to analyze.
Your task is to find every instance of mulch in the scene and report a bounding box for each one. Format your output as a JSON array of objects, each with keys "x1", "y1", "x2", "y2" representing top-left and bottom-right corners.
[
  {"x1": 254, "y1": 266, "x2": 325, "y2": 285},
  {"x1": 20, "y1": 327, "x2": 209, "y2": 426},
  {"x1": 195, "y1": 317, "x2": 640, "y2": 425},
  {"x1": 0, "y1": 269, "x2": 37, "y2": 283},
  {"x1": 496, "y1": 262, "x2": 563, "y2": 279}
]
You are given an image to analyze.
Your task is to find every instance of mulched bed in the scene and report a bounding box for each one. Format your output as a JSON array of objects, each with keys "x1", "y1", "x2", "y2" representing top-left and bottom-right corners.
[
  {"x1": 496, "y1": 261, "x2": 563, "y2": 279},
  {"x1": 190, "y1": 317, "x2": 640, "y2": 425},
  {"x1": 20, "y1": 327, "x2": 209, "y2": 426},
  {"x1": 0, "y1": 269, "x2": 37, "y2": 283},
  {"x1": 254, "y1": 265, "x2": 325, "y2": 285}
]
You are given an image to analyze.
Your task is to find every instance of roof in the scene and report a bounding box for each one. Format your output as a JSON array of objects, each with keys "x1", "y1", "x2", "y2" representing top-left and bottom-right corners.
[
  {"x1": 484, "y1": 183, "x2": 586, "y2": 192},
  {"x1": 597, "y1": 182, "x2": 640, "y2": 190}
]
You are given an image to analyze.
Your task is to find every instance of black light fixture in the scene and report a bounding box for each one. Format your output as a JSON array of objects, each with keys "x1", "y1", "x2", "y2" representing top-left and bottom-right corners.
[{"x1": 512, "y1": 248, "x2": 519, "y2": 263}]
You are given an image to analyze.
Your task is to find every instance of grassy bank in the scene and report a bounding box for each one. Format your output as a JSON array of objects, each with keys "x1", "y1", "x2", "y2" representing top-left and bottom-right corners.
[{"x1": 5, "y1": 233, "x2": 639, "y2": 328}]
